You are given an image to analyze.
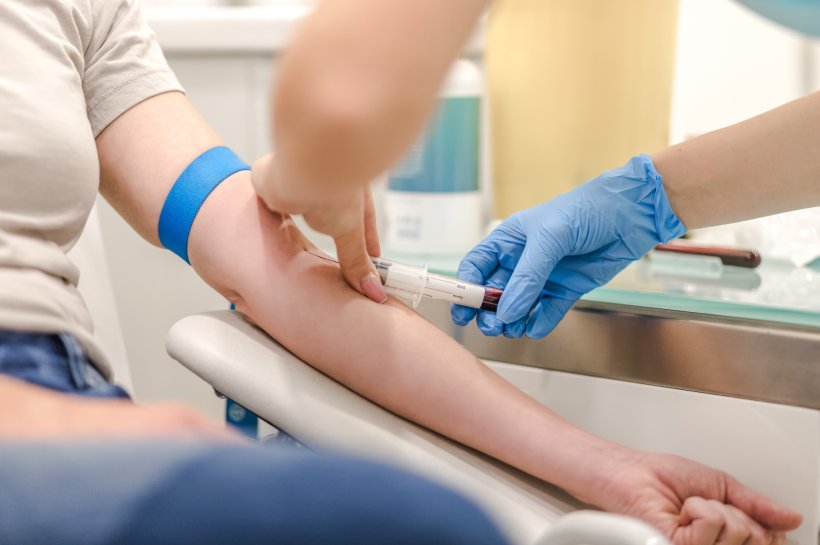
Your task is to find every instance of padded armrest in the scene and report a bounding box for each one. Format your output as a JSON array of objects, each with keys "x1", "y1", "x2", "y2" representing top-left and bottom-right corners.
[{"x1": 166, "y1": 311, "x2": 669, "y2": 545}]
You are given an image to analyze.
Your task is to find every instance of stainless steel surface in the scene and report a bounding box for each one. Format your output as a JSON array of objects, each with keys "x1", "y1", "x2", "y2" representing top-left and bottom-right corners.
[{"x1": 419, "y1": 301, "x2": 820, "y2": 410}]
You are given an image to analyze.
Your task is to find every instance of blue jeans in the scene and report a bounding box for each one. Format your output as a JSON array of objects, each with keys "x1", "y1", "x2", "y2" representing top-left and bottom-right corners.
[
  {"x1": 0, "y1": 330, "x2": 128, "y2": 398},
  {"x1": 0, "y1": 331, "x2": 508, "y2": 545}
]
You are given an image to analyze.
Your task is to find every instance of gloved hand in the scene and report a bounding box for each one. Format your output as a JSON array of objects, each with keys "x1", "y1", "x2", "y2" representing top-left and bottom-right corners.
[{"x1": 451, "y1": 154, "x2": 687, "y2": 338}]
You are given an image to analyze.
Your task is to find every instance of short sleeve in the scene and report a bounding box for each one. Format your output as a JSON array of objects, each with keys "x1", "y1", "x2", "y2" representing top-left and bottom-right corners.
[{"x1": 83, "y1": 0, "x2": 183, "y2": 136}]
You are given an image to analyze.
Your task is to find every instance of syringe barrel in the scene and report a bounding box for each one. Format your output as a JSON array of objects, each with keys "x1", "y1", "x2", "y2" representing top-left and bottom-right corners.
[
  {"x1": 371, "y1": 257, "x2": 427, "y2": 308},
  {"x1": 372, "y1": 257, "x2": 499, "y2": 311}
]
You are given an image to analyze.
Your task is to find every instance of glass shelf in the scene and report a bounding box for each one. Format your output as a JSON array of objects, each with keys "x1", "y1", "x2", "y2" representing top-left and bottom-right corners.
[
  {"x1": 589, "y1": 258, "x2": 820, "y2": 329},
  {"x1": 406, "y1": 253, "x2": 820, "y2": 330}
]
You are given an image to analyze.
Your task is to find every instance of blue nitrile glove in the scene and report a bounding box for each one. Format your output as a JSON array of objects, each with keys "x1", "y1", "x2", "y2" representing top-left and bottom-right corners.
[{"x1": 451, "y1": 154, "x2": 687, "y2": 339}]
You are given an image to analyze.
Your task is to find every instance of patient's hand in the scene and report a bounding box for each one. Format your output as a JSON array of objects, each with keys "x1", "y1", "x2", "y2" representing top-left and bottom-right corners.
[
  {"x1": 0, "y1": 376, "x2": 244, "y2": 443},
  {"x1": 598, "y1": 451, "x2": 801, "y2": 545}
]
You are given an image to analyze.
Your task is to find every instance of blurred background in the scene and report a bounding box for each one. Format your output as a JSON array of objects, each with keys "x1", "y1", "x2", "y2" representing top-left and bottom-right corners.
[{"x1": 95, "y1": 0, "x2": 819, "y2": 418}]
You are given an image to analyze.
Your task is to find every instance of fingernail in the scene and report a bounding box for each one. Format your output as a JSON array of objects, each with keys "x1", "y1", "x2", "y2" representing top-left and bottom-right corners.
[{"x1": 361, "y1": 273, "x2": 388, "y2": 303}]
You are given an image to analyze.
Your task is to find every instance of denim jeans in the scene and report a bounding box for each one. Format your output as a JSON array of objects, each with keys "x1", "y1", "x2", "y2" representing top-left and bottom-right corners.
[
  {"x1": 0, "y1": 330, "x2": 128, "y2": 398},
  {"x1": 0, "y1": 331, "x2": 509, "y2": 545}
]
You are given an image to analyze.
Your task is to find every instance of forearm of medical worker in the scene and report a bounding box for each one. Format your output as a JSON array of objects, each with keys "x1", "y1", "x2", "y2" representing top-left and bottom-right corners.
[
  {"x1": 655, "y1": 89, "x2": 820, "y2": 228},
  {"x1": 96, "y1": 91, "x2": 800, "y2": 545},
  {"x1": 250, "y1": 0, "x2": 485, "y2": 301}
]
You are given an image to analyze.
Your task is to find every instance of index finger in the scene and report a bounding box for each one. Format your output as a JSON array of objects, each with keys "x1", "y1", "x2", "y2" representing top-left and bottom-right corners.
[
  {"x1": 335, "y1": 225, "x2": 387, "y2": 304},
  {"x1": 457, "y1": 238, "x2": 504, "y2": 286},
  {"x1": 451, "y1": 239, "x2": 504, "y2": 326}
]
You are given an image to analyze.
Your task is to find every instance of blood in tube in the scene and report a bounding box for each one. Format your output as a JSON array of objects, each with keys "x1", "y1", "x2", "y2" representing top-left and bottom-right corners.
[{"x1": 481, "y1": 286, "x2": 503, "y2": 312}]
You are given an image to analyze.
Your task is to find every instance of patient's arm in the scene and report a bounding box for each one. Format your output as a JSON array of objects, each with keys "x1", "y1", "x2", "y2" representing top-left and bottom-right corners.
[
  {"x1": 0, "y1": 376, "x2": 240, "y2": 442},
  {"x1": 97, "y1": 92, "x2": 801, "y2": 545},
  {"x1": 189, "y1": 181, "x2": 800, "y2": 545}
]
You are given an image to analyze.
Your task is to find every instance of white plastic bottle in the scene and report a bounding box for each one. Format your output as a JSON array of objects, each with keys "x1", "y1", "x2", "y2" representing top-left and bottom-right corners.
[{"x1": 383, "y1": 59, "x2": 484, "y2": 259}]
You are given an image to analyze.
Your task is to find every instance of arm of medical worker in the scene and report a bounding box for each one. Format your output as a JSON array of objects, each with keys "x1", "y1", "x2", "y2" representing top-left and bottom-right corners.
[
  {"x1": 251, "y1": 0, "x2": 486, "y2": 303},
  {"x1": 454, "y1": 90, "x2": 820, "y2": 338},
  {"x1": 656, "y1": 90, "x2": 820, "y2": 227},
  {"x1": 96, "y1": 91, "x2": 801, "y2": 545}
]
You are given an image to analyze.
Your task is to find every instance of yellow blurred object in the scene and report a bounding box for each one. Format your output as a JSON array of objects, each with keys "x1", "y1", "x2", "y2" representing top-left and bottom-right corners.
[{"x1": 486, "y1": 0, "x2": 680, "y2": 219}]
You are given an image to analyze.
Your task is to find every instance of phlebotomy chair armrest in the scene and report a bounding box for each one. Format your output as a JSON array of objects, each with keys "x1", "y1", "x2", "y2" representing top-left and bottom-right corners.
[{"x1": 166, "y1": 310, "x2": 670, "y2": 545}]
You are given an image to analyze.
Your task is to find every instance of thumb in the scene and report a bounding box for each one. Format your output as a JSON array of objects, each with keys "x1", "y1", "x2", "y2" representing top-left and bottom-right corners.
[
  {"x1": 725, "y1": 475, "x2": 803, "y2": 532},
  {"x1": 335, "y1": 226, "x2": 387, "y2": 304}
]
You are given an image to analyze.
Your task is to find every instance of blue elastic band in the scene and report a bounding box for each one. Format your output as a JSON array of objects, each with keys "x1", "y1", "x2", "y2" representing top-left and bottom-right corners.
[{"x1": 158, "y1": 146, "x2": 250, "y2": 264}]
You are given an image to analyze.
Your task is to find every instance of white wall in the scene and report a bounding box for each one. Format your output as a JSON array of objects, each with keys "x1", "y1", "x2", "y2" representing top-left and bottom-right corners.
[
  {"x1": 670, "y1": 0, "x2": 809, "y2": 143},
  {"x1": 670, "y1": 0, "x2": 820, "y2": 264}
]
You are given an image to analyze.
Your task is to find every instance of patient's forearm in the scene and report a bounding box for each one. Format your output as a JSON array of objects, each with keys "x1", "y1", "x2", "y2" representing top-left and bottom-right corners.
[{"x1": 187, "y1": 177, "x2": 631, "y2": 505}]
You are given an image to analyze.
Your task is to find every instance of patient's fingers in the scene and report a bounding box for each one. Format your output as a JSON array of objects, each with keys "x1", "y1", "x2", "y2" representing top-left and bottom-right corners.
[
  {"x1": 771, "y1": 532, "x2": 786, "y2": 545},
  {"x1": 677, "y1": 497, "x2": 724, "y2": 545},
  {"x1": 713, "y1": 503, "x2": 762, "y2": 545},
  {"x1": 724, "y1": 474, "x2": 803, "y2": 533},
  {"x1": 677, "y1": 497, "x2": 775, "y2": 545}
]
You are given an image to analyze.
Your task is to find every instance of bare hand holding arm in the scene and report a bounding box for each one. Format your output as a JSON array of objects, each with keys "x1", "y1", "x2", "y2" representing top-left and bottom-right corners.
[{"x1": 252, "y1": 0, "x2": 486, "y2": 301}]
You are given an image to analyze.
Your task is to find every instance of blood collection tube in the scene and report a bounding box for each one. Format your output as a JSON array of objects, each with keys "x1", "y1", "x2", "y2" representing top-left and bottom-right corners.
[{"x1": 654, "y1": 242, "x2": 762, "y2": 268}]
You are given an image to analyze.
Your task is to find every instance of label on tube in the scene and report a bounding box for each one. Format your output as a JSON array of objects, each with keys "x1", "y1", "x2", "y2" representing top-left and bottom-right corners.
[{"x1": 424, "y1": 273, "x2": 485, "y2": 307}]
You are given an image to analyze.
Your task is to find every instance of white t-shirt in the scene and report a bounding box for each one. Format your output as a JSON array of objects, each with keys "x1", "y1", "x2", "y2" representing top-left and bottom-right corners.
[{"x1": 0, "y1": 0, "x2": 182, "y2": 377}]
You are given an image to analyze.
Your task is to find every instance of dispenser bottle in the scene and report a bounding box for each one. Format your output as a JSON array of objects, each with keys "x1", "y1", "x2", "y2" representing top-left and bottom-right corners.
[{"x1": 384, "y1": 59, "x2": 483, "y2": 258}]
